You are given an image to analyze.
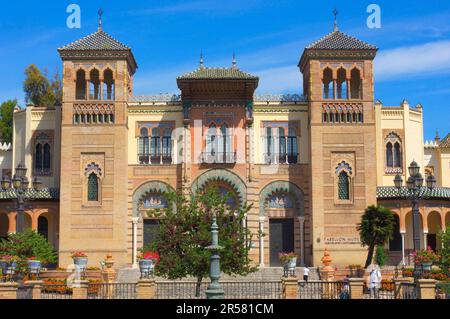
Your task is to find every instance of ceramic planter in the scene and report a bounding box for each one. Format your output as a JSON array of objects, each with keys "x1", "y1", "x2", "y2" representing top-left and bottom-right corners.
[
  {"x1": 73, "y1": 257, "x2": 88, "y2": 271},
  {"x1": 139, "y1": 259, "x2": 155, "y2": 278},
  {"x1": 27, "y1": 260, "x2": 42, "y2": 274}
]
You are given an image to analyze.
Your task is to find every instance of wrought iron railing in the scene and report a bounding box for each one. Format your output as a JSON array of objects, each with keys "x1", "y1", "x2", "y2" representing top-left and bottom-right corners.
[
  {"x1": 263, "y1": 153, "x2": 299, "y2": 164},
  {"x1": 401, "y1": 282, "x2": 419, "y2": 299},
  {"x1": 41, "y1": 284, "x2": 73, "y2": 299},
  {"x1": 156, "y1": 281, "x2": 282, "y2": 299},
  {"x1": 201, "y1": 152, "x2": 237, "y2": 164},
  {"x1": 138, "y1": 154, "x2": 173, "y2": 165},
  {"x1": 298, "y1": 281, "x2": 345, "y2": 299},
  {"x1": 87, "y1": 283, "x2": 137, "y2": 299},
  {"x1": 17, "y1": 285, "x2": 33, "y2": 300},
  {"x1": 436, "y1": 282, "x2": 450, "y2": 300},
  {"x1": 363, "y1": 280, "x2": 396, "y2": 299}
]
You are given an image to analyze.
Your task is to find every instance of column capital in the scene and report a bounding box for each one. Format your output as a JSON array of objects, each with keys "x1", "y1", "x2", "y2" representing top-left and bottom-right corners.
[
  {"x1": 259, "y1": 216, "x2": 266, "y2": 222},
  {"x1": 132, "y1": 217, "x2": 140, "y2": 224},
  {"x1": 297, "y1": 216, "x2": 305, "y2": 222}
]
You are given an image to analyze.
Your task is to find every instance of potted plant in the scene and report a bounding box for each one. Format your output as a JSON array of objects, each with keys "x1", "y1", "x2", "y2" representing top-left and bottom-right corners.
[
  {"x1": 411, "y1": 247, "x2": 440, "y2": 271},
  {"x1": 71, "y1": 251, "x2": 88, "y2": 271},
  {"x1": 27, "y1": 256, "x2": 42, "y2": 276},
  {"x1": 0, "y1": 255, "x2": 19, "y2": 280},
  {"x1": 279, "y1": 252, "x2": 298, "y2": 271},
  {"x1": 138, "y1": 251, "x2": 160, "y2": 278}
]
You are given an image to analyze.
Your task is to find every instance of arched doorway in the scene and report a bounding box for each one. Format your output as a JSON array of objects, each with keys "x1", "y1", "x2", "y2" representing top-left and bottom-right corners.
[
  {"x1": 389, "y1": 214, "x2": 402, "y2": 251},
  {"x1": 260, "y1": 181, "x2": 305, "y2": 267},
  {"x1": 38, "y1": 216, "x2": 49, "y2": 240},
  {"x1": 405, "y1": 211, "x2": 424, "y2": 251},
  {"x1": 427, "y1": 211, "x2": 442, "y2": 251},
  {"x1": 0, "y1": 214, "x2": 8, "y2": 240}
]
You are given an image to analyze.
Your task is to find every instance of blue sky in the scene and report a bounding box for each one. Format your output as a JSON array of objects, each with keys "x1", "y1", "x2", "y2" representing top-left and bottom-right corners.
[{"x1": 0, "y1": 0, "x2": 449, "y2": 140}]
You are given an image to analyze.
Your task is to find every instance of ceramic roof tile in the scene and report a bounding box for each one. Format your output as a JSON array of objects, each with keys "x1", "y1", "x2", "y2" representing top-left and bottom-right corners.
[
  {"x1": 377, "y1": 186, "x2": 450, "y2": 200},
  {"x1": 0, "y1": 188, "x2": 59, "y2": 200},
  {"x1": 177, "y1": 67, "x2": 258, "y2": 80},
  {"x1": 58, "y1": 30, "x2": 130, "y2": 51},
  {"x1": 439, "y1": 133, "x2": 450, "y2": 148},
  {"x1": 306, "y1": 30, "x2": 377, "y2": 50}
]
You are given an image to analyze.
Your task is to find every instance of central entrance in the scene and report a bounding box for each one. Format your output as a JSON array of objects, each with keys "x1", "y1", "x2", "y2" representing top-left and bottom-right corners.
[{"x1": 269, "y1": 218, "x2": 294, "y2": 266}]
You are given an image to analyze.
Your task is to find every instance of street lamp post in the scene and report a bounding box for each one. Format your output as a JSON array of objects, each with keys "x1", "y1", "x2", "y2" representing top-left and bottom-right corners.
[
  {"x1": 1, "y1": 164, "x2": 43, "y2": 233},
  {"x1": 393, "y1": 160, "x2": 436, "y2": 278},
  {"x1": 205, "y1": 213, "x2": 224, "y2": 299}
]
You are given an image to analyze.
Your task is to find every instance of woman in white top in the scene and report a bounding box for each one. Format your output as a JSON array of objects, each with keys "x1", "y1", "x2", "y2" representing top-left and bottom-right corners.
[{"x1": 369, "y1": 265, "x2": 382, "y2": 299}]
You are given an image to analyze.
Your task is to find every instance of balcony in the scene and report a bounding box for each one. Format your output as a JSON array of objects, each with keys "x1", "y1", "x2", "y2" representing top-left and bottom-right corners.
[
  {"x1": 138, "y1": 154, "x2": 172, "y2": 165},
  {"x1": 263, "y1": 153, "x2": 299, "y2": 165},
  {"x1": 201, "y1": 152, "x2": 237, "y2": 164}
]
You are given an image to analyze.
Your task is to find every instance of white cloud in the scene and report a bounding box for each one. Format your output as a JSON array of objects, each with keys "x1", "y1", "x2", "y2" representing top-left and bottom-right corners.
[{"x1": 375, "y1": 40, "x2": 450, "y2": 80}]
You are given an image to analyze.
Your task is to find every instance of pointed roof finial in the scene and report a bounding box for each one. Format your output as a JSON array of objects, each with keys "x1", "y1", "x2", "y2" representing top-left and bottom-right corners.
[
  {"x1": 199, "y1": 51, "x2": 205, "y2": 69},
  {"x1": 333, "y1": 8, "x2": 338, "y2": 31},
  {"x1": 232, "y1": 52, "x2": 237, "y2": 68},
  {"x1": 435, "y1": 130, "x2": 441, "y2": 144},
  {"x1": 98, "y1": 8, "x2": 103, "y2": 31}
]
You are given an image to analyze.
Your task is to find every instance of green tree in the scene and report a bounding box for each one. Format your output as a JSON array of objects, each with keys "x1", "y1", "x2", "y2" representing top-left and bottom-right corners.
[
  {"x1": 0, "y1": 229, "x2": 57, "y2": 273},
  {"x1": 374, "y1": 244, "x2": 388, "y2": 267},
  {"x1": 438, "y1": 227, "x2": 449, "y2": 275},
  {"x1": 23, "y1": 65, "x2": 62, "y2": 107},
  {"x1": 146, "y1": 187, "x2": 257, "y2": 297},
  {"x1": 0, "y1": 99, "x2": 16, "y2": 143},
  {"x1": 357, "y1": 205, "x2": 395, "y2": 268}
]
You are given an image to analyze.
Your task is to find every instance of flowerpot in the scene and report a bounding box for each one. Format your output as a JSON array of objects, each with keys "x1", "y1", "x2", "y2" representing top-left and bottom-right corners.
[
  {"x1": 73, "y1": 257, "x2": 88, "y2": 271},
  {"x1": 27, "y1": 260, "x2": 42, "y2": 274},
  {"x1": 139, "y1": 259, "x2": 154, "y2": 278},
  {"x1": 420, "y1": 262, "x2": 432, "y2": 271},
  {"x1": 4, "y1": 261, "x2": 17, "y2": 275}
]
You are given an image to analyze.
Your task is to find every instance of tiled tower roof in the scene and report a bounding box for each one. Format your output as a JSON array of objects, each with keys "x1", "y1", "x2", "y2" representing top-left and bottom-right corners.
[
  {"x1": 58, "y1": 30, "x2": 130, "y2": 51},
  {"x1": 306, "y1": 30, "x2": 377, "y2": 50},
  {"x1": 439, "y1": 133, "x2": 450, "y2": 148},
  {"x1": 177, "y1": 67, "x2": 258, "y2": 80}
]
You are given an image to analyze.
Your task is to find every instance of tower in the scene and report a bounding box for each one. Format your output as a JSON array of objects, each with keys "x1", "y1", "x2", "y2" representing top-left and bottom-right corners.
[
  {"x1": 299, "y1": 26, "x2": 378, "y2": 265},
  {"x1": 57, "y1": 17, "x2": 137, "y2": 267}
]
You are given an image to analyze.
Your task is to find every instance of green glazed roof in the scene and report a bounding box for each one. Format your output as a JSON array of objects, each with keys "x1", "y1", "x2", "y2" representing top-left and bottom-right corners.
[
  {"x1": 439, "y1": 133, "x2": 450, "y2": 148},
  {"x1": 306, "y1": 30, "x2": 377, "y2": 50},
  {"x1": 0, "y1": 188, "x2": 59, "y2": 200},
  {"x1": 177, "y1": 67, "x2": 258, "y2": 80},
  {"x1": 377, "y1": 186, "x2": 450, "y2": 200}
]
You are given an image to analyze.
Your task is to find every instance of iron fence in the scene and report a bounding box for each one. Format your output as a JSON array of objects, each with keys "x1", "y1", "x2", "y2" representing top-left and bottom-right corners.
[
  {"x1": 401, "y1": 283, "x2": 419, "y2": 299},
  {"x1": 156, "y1": 281, "x2": 282, "y2": 299},
  {"x1": 87, "y1": 283, "x2": 137, "y2": 299},
  {"x1": 298, "y1": 281, "x2": 345, "y2": 299},
  {"x1": 436, "y1": 282, "x2": 450, "y2": 300},
  {"x1": 363, "y1": 281, "x2": 396, "y2": 299},
  {"x1": 41, "y1": 284, "x2": 73, "y2": 299},
  {"x1": 17, "y1": 285, "x2": 33, "y2": 300}
]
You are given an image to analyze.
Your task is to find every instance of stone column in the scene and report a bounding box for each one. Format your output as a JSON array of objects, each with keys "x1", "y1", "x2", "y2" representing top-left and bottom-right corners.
[
  {"x1": 137, "y1": 279, "x2": 156, "y2": 299},
  {"x1": 0, "y1": 282, "x2": 18, "y2": 299},
  {"x1": 281, "y1": 277, "x2": 299, "y2": 299},
  {"x1": 417, "y1": 279, "x2": 436, "y2": 299},
  {"x1": 298, "y1": 216, "x2": 305, "y2": 266},
  {"x1": 132, "y1": 217, "x2": 140, "y2": 268},
  {"x1": 25, "y1": 280, "x2": 43, "y2": 300},
  {"x1": 101, "y1": 253, "x2": 116, "y2": 299},
  {"x1": 423, "y1": 230, "x2": 428, "y2": 249},
  {"x1": 7, "y1": 212, "x2": 16, "y2": 233},
  {"x1": 72, "y1": 280, "x2": 89, "y2": 299},
  {"x1": 259, "y1": 216, "x2": 266, "y2": 267},
  {"x1": 31, "y1": 213, "x2": 38, "y2": 231},
  {"x1": 349, "y1": 278, "x2": 364, "y2": 299},
  {"x1": 401, "y1": 231, "x2": 406, "y2": 266}
]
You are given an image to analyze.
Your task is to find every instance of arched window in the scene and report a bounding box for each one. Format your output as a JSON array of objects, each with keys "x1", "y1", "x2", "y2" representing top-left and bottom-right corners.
[
  {"x1": 37, "y1": 216, "x2": 49, "y2": 240},
  {"x1": 151, "y1": 128, "x2": 161, "y2": 164},
  {"x1": 43, "y1": 144, "x2": 51, "y2": 170},
  {"x1": 89, "y1": 69, "x2": 100, "y2": 100},
  {"x1": 386, "y1": 142, "x2": 393, "y2": 167},
  {"x1": 278, "y1": 127, "x2": 286, "y2": 164},
  {"x1": 338, "y1": 171, "x2": 350, "y2": 200},
  {"x1": 385, "y1": 133, "x2": 402, "y2": 172},
  {"x1": 219, "y1": 124, "x2": 232, "y2": 162},
  {"x1": 394, "y1": 142, "x2": 402, "y2": 168},
  {"x1": 162, "y1": 128, "x2": 172, "y2": 164},
  {"x1": 287, "y1": 127, "x2": 298, "y2": 164},
  {"x1": 103, "y1": 69, "x2": 115, "y2": 100},
  {"x1": 206, "y1": 124, "x2": 217, "y2": 157},
  {"x1": 139, "y1": 128, "x2": 149, "y2": 164},
  {"x1": 76, "y1": 69, "x2": 86, "y2": 100},
  {"x1": 350, "y1": 68, "x2": 362, "y2": 99},
  {"x1": 337, "y1": 68, "x2": 347, "y2": 99},
  {"x1": 87, "y1": 172, "x2": 99, "y2": 202},
  {"x1": 322, "y1": 68, "x2": 333, "y2": 99},
  {"x1": 35, "y1": 144, "x2": 43, "y2": 171}
]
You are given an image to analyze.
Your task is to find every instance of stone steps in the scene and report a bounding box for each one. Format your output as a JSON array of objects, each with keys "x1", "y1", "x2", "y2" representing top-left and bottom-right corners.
[{"x1": 116, "y1": 267, "x2": 320, "y2": 283}]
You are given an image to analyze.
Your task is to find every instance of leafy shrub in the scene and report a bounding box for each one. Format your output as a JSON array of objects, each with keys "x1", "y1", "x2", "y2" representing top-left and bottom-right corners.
[
  {"x1": 374, "y1": 245, "x2": 388, "y2": 266},
  {"x1": 0, "y1": 230, "x2": 57, "y2": 266}
]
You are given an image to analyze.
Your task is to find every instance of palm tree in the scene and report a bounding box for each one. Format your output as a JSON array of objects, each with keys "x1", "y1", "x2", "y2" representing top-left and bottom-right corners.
[{"x1": 357, "y1": 205, "x2": 395, "y2": 268}]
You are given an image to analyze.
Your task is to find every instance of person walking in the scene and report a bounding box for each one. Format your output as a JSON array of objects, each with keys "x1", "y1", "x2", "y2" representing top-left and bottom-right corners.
[
  {"x1": 369, "y1": 265, "x2": 382, "y2": 299},
  {"x1": 303, "y1": 267, "x2": 310, "y2": 282},
  {"x1": 340, "y1": 275, "x2": 350, "y2": 299}
]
